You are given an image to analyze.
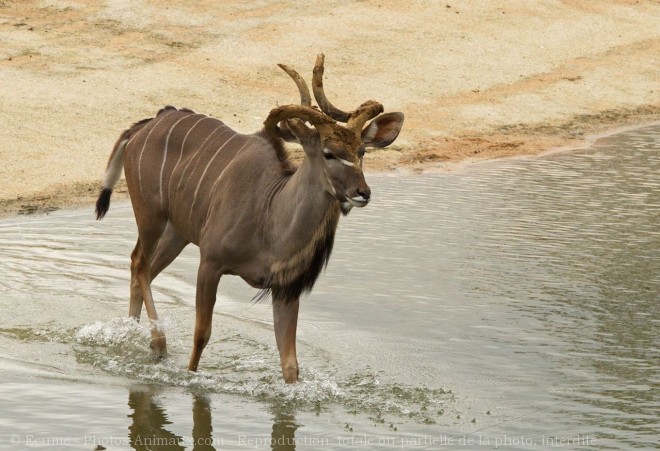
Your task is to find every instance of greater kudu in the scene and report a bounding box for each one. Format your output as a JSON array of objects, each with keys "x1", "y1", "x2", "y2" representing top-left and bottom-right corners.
[{"x1": 95, "y1": 54, "x2": 404, "y2": 382}]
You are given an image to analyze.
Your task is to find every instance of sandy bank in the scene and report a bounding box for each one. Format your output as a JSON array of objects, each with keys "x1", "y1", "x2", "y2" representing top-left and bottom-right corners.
[{"x1": 1, "y1": 0, "x2": 659, "y2": 217}]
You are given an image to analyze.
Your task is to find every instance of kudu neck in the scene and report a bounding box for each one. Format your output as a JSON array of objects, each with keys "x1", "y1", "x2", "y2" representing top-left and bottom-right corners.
[{"x1": 268, "y1": 153, "x2": 340, "y2": 257}]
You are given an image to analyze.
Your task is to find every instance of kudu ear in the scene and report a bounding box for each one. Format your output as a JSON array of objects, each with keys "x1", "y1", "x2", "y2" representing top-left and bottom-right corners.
[{"x1": 361, "y1": 112, "x2": 404, "y2": 148}]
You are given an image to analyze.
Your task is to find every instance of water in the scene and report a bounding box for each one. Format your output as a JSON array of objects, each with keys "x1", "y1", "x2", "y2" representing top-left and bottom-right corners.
[{"x1": 0, "y1": 126, "x2": 658, "y2": 450}]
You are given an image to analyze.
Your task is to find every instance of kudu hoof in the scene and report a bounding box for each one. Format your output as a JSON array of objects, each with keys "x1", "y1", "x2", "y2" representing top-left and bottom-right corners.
[
  {"x1": 282, "y1": 365, "x2": 299, "y2": 384},
  {"x1": 149, "y1": 336, "x2": 167, "y2": 360}
]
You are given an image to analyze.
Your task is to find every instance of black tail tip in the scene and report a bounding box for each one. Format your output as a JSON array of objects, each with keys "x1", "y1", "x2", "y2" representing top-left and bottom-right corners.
[{"x1": 95, "y1": 188, "x2": 112, "y2": 220}]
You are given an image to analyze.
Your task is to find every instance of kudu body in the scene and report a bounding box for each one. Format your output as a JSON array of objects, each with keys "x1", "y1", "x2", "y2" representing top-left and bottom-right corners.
[{"x1": 96, "y1": 55, "x2": 404, "y2": 382}]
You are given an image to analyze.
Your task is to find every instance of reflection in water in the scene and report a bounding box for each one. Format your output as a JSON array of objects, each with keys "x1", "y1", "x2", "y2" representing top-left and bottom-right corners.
[
  {"x1": 192, "y1": 394, "x2": 215, "y2": 451},
  {"x1": 126, "y1": 388, "x2": 302, "y2": 451},
  {"x1": 128, "y1": 388, "x2": 217, "y2": 451},
  {"x1": 128, "y1": 389, "x2": 186, "y2": 450},
  {"x1": 270, "y1": 408, "x2": 299, "y2": 451}
]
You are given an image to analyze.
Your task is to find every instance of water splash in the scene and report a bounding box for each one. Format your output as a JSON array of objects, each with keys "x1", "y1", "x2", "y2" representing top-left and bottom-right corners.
[
  {"x1": 75, "y1": 317, "x2": 151, "y2": 347},
  {"x1": 68, "y1": 317, "x2": 453, "y2": 424}
]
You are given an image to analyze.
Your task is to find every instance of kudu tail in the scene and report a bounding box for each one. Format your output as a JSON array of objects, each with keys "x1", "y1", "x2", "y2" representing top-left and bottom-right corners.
[{"x1": 95, "y1": 117, "x2": 151, "y2": 220}]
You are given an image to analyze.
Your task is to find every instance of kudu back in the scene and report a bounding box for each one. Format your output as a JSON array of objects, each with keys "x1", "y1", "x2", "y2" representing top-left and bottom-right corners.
[{"x1": 96, "y1": 55, "x2": 404, "y2": 382}]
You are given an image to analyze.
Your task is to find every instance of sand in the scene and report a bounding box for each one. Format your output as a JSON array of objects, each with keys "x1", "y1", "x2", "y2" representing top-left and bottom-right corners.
[{"x1": 1, "y1": 0, "x2": 659, "y2": 217}]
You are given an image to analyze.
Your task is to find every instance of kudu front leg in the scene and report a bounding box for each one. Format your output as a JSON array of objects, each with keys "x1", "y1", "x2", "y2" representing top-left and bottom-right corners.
[
  {"x1": 188, "y1": 261, "x2": 221, "y2": 372},
  {"x1": 272, "y1": 295, "x2": 300, "y2": 383}
]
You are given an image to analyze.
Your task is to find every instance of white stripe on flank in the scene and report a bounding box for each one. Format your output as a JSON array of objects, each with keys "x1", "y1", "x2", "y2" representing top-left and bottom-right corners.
[
  {"x1": 189, "y1": 138, "x2": 250, "y2": 220},
  {"x1": 138, "y1": 111, "x2": 175, "y2": 199},
  {"x1": 208, "y1": 139, "x2": 251, "y2": 194},
  {"x1": 167, "y1": 116, "x2": 210, "y2": 196},
  {"x1": 103, "y1": 139, "x2": 128, "y2": 189},
  {"x1": 159, "y1": 115, "x2": 193, "y2": 202},
  {"x1": 175, "y1": 124, "x2": 228, "y2": 194},
  {"x1": 125, "y1": 126, "x2": 144, "y2": 148}
]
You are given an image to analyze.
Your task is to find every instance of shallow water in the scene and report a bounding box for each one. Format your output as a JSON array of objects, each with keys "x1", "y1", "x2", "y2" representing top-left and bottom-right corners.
[{"x1": 0, "y1": 126, "x2": 658, "y2": 450}]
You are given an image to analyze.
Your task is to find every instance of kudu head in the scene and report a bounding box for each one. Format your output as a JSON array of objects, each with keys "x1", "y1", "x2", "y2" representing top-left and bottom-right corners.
[{"x1": 264, "y1": 54, "x2": 404, "y2": 214}]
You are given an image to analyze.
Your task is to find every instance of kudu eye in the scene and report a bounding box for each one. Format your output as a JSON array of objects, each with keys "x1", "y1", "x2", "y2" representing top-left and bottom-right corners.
[{"x1": 323, "y1": 152, "x2": 336, "y2": 160}]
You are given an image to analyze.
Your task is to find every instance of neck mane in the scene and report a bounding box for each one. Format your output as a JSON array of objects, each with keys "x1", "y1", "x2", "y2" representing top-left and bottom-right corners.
[{"x1": 268, "y1": 202, "x2": 340, "y2": 301}]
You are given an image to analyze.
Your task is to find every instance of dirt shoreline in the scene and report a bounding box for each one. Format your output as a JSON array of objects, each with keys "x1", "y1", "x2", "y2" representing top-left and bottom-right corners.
[
  {"x1": 3, "y1": 112, "x2": 658, "y2": 219},
  {"x1": 1, "y1": 0, "x2": 659, "y2": 218}
]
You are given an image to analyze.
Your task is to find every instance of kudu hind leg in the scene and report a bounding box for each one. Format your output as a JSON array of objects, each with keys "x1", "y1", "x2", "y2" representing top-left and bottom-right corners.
[
  {"x1": 129, "y1": 239, "x2": 144, "y2": 319},
  {"x1": 272, "y1": 295, "x2": 300, "y2": 383},
  {"x1": 149, "y1": 222, "x2": 189, "y2": 281},
  {"x1": 132, "y1": 222, "x2": 168, "y2": 357},
  {"x1": 130, "y1": 227, "x2": 189, "y2": 319}
]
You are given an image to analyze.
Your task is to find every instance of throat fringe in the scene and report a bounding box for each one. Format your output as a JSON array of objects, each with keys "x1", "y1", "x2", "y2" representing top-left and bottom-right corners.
[{"x1": 253, "y1": 204, "x2": 341, "y2": 304}]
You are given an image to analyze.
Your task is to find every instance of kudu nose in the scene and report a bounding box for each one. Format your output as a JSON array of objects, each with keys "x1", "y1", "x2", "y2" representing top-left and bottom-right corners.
[{"x1": 357, "y1": 187, "x2": 371, "y2": 201}]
